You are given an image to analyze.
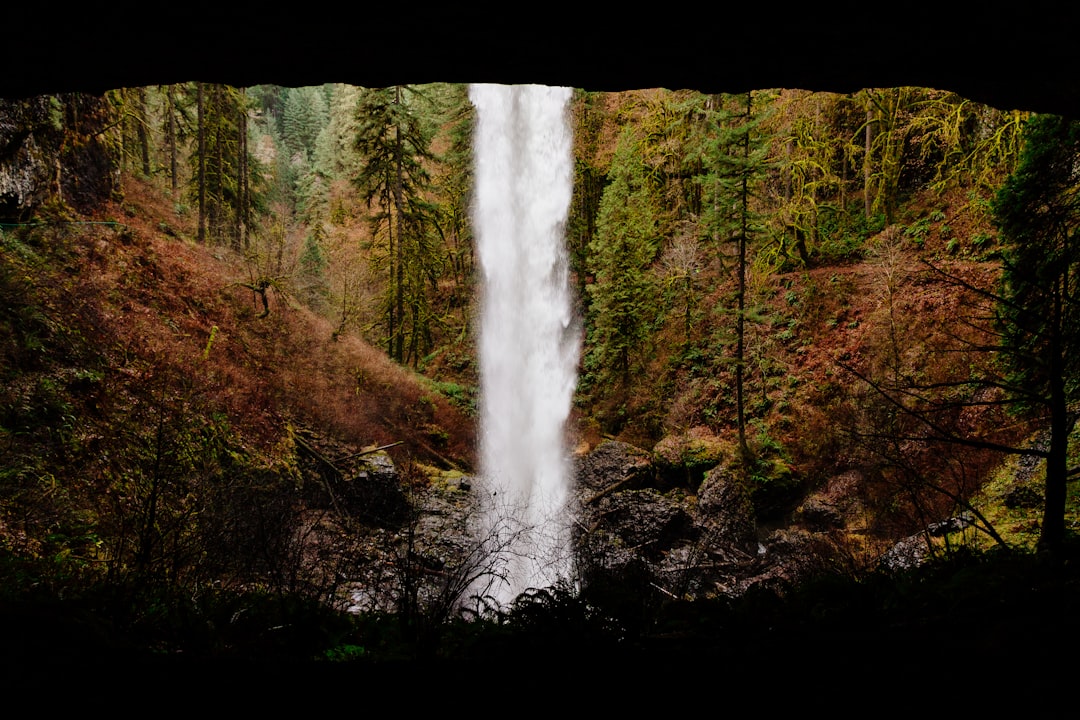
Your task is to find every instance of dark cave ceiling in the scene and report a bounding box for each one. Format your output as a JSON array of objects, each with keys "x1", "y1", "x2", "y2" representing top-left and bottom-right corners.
[{"x1": 3, "y1": 6, "x2": 1078, "y2": 118}]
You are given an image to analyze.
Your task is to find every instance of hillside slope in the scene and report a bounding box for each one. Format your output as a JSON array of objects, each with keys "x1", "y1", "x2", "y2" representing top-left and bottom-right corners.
[{"x1": 1, "y1": 175, "x2": 476, "y2": 599}]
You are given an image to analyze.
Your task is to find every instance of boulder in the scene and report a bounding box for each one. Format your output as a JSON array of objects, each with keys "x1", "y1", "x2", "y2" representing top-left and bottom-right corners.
[
  {"x1": 652, "y1": 427, "x2": 731, "y2": 488},
  {"x1": 591, "y1": 488, "x2": 694, "y2": 553},
  {"x1": 574, "y1": 439, "x2": 654, "y2": 492},
  {"x1": 793, "y1": 470, "x2": 867, "y2": 533},
  {"x1": 1004, "y1": 484, "x2": 1042, "y2": 509},
  {"x1": 794, "y1": 498, "x2": 845, "y2": 531},
  {"x1": 334, "y1": 450, "x2": 411, "y2": 527},
  {"x1": 698, "y1": 463, "x2": 758, "y2": 556}
]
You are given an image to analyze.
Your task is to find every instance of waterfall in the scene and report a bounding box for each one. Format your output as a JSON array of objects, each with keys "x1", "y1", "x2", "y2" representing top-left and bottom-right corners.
[{"x1": 469, "y1": 83, "x2": 579, "y2": 606}]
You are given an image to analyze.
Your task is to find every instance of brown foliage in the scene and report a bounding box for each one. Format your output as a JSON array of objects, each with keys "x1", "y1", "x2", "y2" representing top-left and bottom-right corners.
[
  {"x1": 0, "y1": 175, "x2": 476, "y2": 594},
  {"x1": 90, "y1": 177, "x2": 476, "y2": 470}
]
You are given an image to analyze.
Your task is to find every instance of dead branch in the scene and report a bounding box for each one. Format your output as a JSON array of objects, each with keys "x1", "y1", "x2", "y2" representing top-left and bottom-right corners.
[{"x1": 335, "y1": 441, "x2": 405, "y2": 463}]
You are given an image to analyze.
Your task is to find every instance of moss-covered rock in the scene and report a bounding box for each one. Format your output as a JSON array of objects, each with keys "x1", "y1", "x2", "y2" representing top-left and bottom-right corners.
[{"x1": 652, "y1": 427, "x2": 733, "y2": 489}]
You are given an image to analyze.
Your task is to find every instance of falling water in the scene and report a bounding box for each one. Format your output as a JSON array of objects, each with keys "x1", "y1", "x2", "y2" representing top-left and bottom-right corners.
[{"x1": 469, "y1": 83, "x2": 579, "y2": 605}]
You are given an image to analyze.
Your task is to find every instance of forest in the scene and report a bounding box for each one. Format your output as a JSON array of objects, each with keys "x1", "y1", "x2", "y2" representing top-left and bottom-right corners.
[{"x1": 1, "y1": 80, "x2": 1079, "y2": 687}]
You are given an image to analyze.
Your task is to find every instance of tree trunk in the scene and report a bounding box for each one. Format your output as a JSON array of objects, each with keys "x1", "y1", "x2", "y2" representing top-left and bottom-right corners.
[
  {"x1": 1041, "y1": 282, "x2": 1068, "y2": 553},
  {"x1": 214, "y1": 86, "x2": 225, "y2": 243},
  {"x1": 864, "y1": 102, "x2": 873, "y2": 220},
  {"x1": 197, "y1": 82, "x2": 206, "y2": 243},
  {"x1": 736, "y1": 91, "x2": 750, "y2": 462},
  {"x1": 393, "y1": 85, "x2": 406, "y2": 363},
  {"x1": 137, "y1": 87, "x2": 151, "y2": 177},
  {"x1": 165, "y1": 86, "x2": 177, "y2": 194},
  {"x1": 235, "y1": 89, "x2": 247, "y2": 250}
]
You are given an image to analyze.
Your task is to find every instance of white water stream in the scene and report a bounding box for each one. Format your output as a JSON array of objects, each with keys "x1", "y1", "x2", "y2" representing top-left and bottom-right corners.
[{"x1": 469, "y1": 84, "x2": 579, "y2": 605}]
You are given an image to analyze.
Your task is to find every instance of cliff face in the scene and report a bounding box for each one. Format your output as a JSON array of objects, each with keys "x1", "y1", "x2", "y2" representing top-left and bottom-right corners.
[
  {"x1": 0, "y1": 94, "x2": 116, "y2": 221},
  {"x1": 0, "y1": 96, "x2": 55, "y2": 218}
]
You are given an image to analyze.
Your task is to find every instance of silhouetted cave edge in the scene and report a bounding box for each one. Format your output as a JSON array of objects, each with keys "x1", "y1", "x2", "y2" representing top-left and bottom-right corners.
[{"x1": 3, "y1": 6, "x2": 1080, "y2": 119}]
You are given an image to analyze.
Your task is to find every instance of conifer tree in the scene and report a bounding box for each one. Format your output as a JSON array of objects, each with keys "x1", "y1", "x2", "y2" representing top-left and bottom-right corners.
[
  {"x1": 353, "y1": 85, "x2": 439, "y2": 365},
  {"x1": 188, "y1": 84, "x2": 262, "y2": 249},
  {"x1": 568, "y1": 90, "x2": 608, "y2": 299},
  {"x1": 159, "y1": 83, "x2": 194, "y2": 195},
  {"x1": 992, "y1": 113, "x2": 1080, "y2": 553},
  {"x1": 704, "y1": 91, "x2": 771, "y2": 460},
  {"x1": 297, "y1": 221, "x2": 330, "y2": 310},
  {"x1": 282, "y1": 85, "x2": 328, "y2": 164},
  {"x1": 586, "y1": 126, "x2": 661, "y2": 389},
  {"x1": 314, "y1": 84, "x2": 362, "y2": 181},
  {"x1": 109, "y1": 87, "x2": 152, "y2": 177}
]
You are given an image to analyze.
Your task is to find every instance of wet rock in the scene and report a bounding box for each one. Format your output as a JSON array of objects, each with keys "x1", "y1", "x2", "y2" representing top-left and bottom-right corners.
[
  {"x1": 294, "y1": 431, "x2": 411, "y2": 528},
  {"x1": 574, "y1": 439, "x2": 654, "y2": 492},
  {"x1": 698, "y1": 463, "x2": 758, "y2": 556},
  {"x1": 793, "y1": 471, "x2": 867, "y2": 533},
  {"x1": 879, "y1": 533, "x2": 931, "y2": 572},
  {"x1": 591, "y1": 488, "x2": 694, "y2": 553},
  {"x1": 652, "y1": 427, "x2": 731, "y2": 489},
  {"x1": 0, "y1": 94, "x2": 116, "y2": 220},
  {"x1": 726, "y1": 529, "x2": 825, "y2": 596},
  {"x1": 927, "y1": 513, "x2": 974, "y2": 536},
  {"x1": 334, "y1": 451, "x2": 411, "y2": 527},
  {"x1": 880, "y1": 513, "x2": 978, "y2": 572},
  {"x1": 0, "y1": 96, "x2": 53, "y2": 218},
  {"x1": 794, "y1": 498, "x2": 845, "y2": 531}
]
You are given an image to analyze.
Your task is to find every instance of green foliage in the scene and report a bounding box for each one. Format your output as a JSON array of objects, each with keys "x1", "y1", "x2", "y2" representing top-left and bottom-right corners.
[
  {"x1": 297, "y1": 222, "x2": 330, "y2": 310},
  {"x1": 904, "y1": 216, "x2": 932, "y2": 242},
  {"x1": 300, "y1": 224, "x2": 328, "y2": 275},
  {"x1": 990, "y1": 113, "x2": 1080, "y2": 550},
  {"x1": 567, "y1": 90, "x2": 609, "y2": 294},
  {"x1": 282, "y1": 86, "x2": 329, "y2": 164},
  {"x1": 188, "y1": 84, "x2": 264, "y2": 247},
  {"x1": 353, "y1": 85, "x2": 442, "y2": 366},
  {"x1": 992, "y1": 114, "x2": 1080, "y2": 414},
  {"x1": 746, "y1": 420, "x2": 799, "y2": 516},
  {"x1": 324, "y1": 643, "x2": 367, "y2": 661},
  {"x1": 585, "y1": 126, "x2": 662, "y2": 388},
  {"x1": 702, "y1": 92, "x2": 772, "y2": 251},
  {"x1": 428, "y1": 83, "x2": 475, "y2": 296},
  {"x1": 767, "y1": 91, "x2": 845, "y2": 268},
  {"x1": 312, "y1": 84, "x2": 363, "y2": 181},
  {"x1": 434, "y1": 381, "x2": 476, "y2": 416}
]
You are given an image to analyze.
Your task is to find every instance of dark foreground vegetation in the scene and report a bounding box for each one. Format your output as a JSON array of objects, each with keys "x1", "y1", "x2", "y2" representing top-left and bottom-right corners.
[{"x1": 4, "y1": 540, "x2": 1078, "y2": 701}]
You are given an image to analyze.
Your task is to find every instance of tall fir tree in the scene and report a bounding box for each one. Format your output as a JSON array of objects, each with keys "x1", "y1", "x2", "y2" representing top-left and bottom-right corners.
[
  {"x1": 704, "y1": 91, "x2": 772, "y2": 460},
  {"x1": 353, "y1": 85, "x2": 439, "y2": 365},
  {"x1": 189, "y1": 84, "x2": 261, "y2": 248},
  {"x1": 992, "y1": 113, "x2": 1080, "y2": 553},
  {"x1": 586, "y1": 126, "x2": 661, "y2": 391}
]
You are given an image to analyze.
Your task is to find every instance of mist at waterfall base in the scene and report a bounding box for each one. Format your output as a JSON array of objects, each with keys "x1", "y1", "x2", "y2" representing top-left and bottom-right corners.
[{"x1": 468, "y1": 84, "x2": 580, "y2": 607}]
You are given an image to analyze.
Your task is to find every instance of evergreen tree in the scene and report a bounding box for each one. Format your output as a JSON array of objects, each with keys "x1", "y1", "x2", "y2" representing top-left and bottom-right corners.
[
  {"x1": 429, "y1": 83, "x2": 475, "y2": 299},
  {"x1": 568, "y1": 90, "x2": 608, "y2": 300},
  {"x1": 281, "y1": 85, "x2": 328, "y2": 164},
  {"x1": 297, "y1": 221, "x2": 330, "y2": 310},
  {"x1": 353, "y1": 85, "x2": 439, "y2": 365},
  {"x1": 188, "y1": 84, "x2": 261, "y2": 248},
  {"x1": 586, "y1": 126, "x2": 661, "y2": 389},
  {"x1": 992, "y1": 113, "x2": 1080, "y2": 553},
  {"x1": 158, "y1": 84, "x2": 195, "y2": 195},
  {"x1": 314, "y1": 84, "x2": 362, "y2": 181},
  {"x1": 704, "y1": 91, "x2": 771, "y2": 459}
]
